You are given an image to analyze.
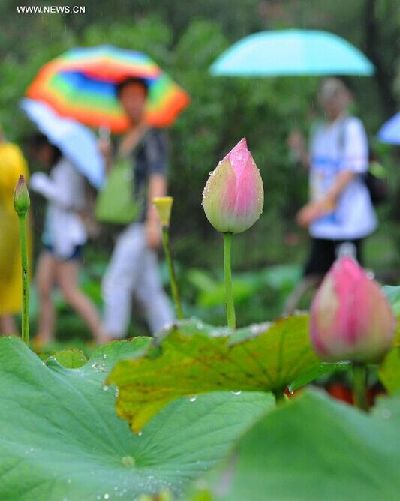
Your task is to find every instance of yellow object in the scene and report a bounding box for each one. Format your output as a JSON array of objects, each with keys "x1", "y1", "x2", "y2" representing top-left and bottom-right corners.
[
  {"x1": 152, "y1": 196, "x2": 173, "y2": 227},
  {"x1": 0, "y1": 142, "x2": 30, "y2": 314}
]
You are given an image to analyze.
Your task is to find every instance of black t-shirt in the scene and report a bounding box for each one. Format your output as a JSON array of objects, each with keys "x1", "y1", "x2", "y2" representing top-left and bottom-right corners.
[{"x1": 131, "y1": 128, "x2": 168, "y2": 222}]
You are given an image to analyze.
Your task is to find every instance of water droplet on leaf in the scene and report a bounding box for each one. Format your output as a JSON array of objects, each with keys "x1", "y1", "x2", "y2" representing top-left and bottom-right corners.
[{"x1": 121, "y1": 456, "x2": 135, "y2": 467}]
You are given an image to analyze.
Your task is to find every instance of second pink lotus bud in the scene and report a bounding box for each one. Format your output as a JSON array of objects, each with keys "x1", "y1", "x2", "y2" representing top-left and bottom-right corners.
[{"x1": 310, "y1": 256, "x2": 396, "y2": 363}]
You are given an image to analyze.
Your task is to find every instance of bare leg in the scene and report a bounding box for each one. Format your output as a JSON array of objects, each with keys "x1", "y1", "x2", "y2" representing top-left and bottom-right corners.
[
  {"x1": 135, "y1": 248, "x2": 174, "y2": 336},
  {"x1": 55, "y1": 260, "x2": 107, "y2": 343},
  {"x1": 102, "y1": 224, "x2": 143, "y2": 339},
  {"x1": 35, "y1": 252, "x2": 57, "y2": 344},
  {"x1": 0, "y1": 315, "x2": 17, "y2": 335}
]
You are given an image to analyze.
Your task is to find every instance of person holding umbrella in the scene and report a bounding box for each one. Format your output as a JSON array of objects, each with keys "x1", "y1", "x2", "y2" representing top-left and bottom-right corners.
[
  {"x1": 209, "y1": 31, "x2": 376, "y2": 312},
  {"x1": 285, "y1": 77, "x2": 377, "y2": 313},
  {"x1": 22, "y1": 99, "x2": 107, "y2": 345},
  {"x1": 100, "y1": 77, "x2": 174, "y2": 339},
  {"x1": 26, "y1": 46, "x2": 190, "y2": 338}
]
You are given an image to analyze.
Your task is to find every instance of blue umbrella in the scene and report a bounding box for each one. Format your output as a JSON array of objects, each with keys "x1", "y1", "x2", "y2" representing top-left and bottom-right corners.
[
  {"x1": 20, "y1": 98, "x2": 104, "y2": 188},
  {"x1": 211, "y1": 29, "x2": 374, "y2": 77},
  {"x1": 378, "y1": 113, "x2": 400, "y2": 145}
]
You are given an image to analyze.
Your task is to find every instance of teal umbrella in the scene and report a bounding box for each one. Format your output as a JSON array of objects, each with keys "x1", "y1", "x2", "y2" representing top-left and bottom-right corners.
[{"x1": 211, "y1": 29, "x2": 374, "y2": 77}]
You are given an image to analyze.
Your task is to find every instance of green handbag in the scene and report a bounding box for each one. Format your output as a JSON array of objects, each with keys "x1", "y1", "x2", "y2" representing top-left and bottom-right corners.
[{"x1": 95, "y1": 157, "x2": 138, "y2": 224}]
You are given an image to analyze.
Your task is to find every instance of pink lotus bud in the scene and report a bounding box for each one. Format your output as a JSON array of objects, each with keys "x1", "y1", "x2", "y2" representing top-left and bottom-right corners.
[
  {"x1": 310, "y1": 257, "x2": 396, "y2": 363},
  {"x1": 202, "y1": 138, "x2": 264, "y2": 233},
  {"x1": 14, "y1": 175, "x2": 30, "y2": 218}
]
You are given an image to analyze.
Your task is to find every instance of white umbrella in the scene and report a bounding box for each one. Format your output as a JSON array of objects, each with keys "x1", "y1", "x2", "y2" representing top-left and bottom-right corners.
[{"x1": 21, "y1": 98, "x2": 104, "y2": 188}]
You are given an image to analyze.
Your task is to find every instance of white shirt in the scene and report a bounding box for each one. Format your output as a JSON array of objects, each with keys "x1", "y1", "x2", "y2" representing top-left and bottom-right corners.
[
  {"x1": 309, "y1": 116, "x2": 377, "y2": 240},
  {"x1": 30, "y1": 158, "x2": 87, "y2": 258}
]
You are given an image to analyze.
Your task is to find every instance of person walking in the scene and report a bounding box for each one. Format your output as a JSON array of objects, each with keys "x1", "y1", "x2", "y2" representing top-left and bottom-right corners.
[
  {"x1": 100, "y1": 77, "x2": 174, "y2": 339},
  {"x1": 29, "y1": 133, "x2": 107, "y2": 345},
  {"x1": 285, "y1": 77, "x2": 377, "y2": 313}
]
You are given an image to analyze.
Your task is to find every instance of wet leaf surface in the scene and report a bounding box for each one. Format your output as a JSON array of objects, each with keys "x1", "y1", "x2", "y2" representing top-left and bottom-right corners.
[
  {"x1": 199, "y1": 390, "x2": 400, "y2": 500},
  {"x1": 0, "y1": 336, "x2": 272, "y2": 500},
  {"x1": 108, "y1": 315, "x2": 320, "y2": 432}
]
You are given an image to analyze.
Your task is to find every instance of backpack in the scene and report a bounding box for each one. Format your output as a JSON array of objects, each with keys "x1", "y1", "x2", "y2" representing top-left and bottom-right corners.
[
  {"x1": 338, "y1": 118, "x2": 389, "y2": 206},
  {"x1": 95, "y1": 126, "x2": 148, "y2": 224},
  {"x1": 77, "y1": 179, "x2": 101, "y2": 239},
  {"x1": 95, "y1": 156, "x2": 139, "y2": 224},
  {"x1": 363, "y1": 156, "x2": 389, "y2": 206}
]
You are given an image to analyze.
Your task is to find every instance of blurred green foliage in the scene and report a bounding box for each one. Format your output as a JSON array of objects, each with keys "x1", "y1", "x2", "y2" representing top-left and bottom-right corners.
[
  {"x1": 2, "y1": 0, "x2": 400, "y2": 336},
  {"x1": 0, "y1": 13, "x2": 319, "y2": 263}
]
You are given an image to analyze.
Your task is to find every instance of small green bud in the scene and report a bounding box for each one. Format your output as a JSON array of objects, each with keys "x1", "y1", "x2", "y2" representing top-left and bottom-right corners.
[{"x1": 14, "y1": 175, "x2": 30, "y2": 218}]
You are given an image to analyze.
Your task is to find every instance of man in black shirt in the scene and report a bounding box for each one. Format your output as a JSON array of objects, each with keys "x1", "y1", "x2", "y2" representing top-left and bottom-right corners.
[{"x1": 101, "y1": 78, "x2": 173, "y2": 338}]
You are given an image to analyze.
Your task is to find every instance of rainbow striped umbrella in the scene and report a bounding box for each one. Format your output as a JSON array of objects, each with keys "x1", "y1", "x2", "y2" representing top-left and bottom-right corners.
[{"x1": 27, "y1": 45, "x2": 190, "y2": 133}]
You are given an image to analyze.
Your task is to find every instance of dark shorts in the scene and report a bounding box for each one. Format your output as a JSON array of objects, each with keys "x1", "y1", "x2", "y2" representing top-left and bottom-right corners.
[
  {"x1": 44, "y1": 244, "x2": 84, "y2": 262},
  {"x1": 303, "y1": 237, "x2": 363, "y2": 278}
]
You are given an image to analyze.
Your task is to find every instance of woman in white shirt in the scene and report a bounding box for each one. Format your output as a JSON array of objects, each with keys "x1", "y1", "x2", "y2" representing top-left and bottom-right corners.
[
  {"x1": 29, "y1": 133, "x2": 106, "y2": 345},
  {"x1": 285, "y1": 78, "x2": 377, "y2": 313}
]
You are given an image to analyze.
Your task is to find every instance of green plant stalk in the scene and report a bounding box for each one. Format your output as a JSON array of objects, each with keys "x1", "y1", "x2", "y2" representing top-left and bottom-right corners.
[
  {"x1": 352, "y1": 363, "x2": 368, "y2": 411},
  {"x1": 18, "y1": 213, "x2": 30, "y2": 344},
  {"x1": 161, "y1": 226, "x2": 183, "y2": 320},
  {"x1": 223, "y1": 232, "x2": 236, "y2": 329},
  {"x1": 273, "y1": 389, "x2": 285, "y2": 405}
]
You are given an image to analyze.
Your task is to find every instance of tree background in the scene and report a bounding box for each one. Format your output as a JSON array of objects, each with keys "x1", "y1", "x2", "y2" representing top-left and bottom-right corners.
[{"x1": 2, "y1": 0, "x2": 400, "y2": 330}]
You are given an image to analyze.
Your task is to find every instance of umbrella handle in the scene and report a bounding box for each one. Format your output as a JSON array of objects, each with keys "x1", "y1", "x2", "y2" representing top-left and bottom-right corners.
[
  {"x1": 98, "y1": 126, "x2": 113, "y2": 171},
  {"x1": 98, "y1": 126, "x2": 110, "y2": 143}
]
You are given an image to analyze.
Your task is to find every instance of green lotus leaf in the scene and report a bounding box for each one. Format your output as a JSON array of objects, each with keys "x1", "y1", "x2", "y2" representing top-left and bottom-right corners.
[
  {"x1": 0, "y1": 336, "x2": 272, "y2": 500},
  {"x1": 108, "y1": 314, "x2": 320, "y2": 432}
]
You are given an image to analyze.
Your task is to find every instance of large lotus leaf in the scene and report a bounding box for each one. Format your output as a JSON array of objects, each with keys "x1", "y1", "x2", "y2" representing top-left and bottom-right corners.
[
  {"x1": 48, "y1": 348, "x2": 88, "y2": 368},
  {"x1": 199, "y1": 390, "x2": 400, "y2": 500},
  {"x1": 379, "y1": 349, "x2": 400, "y2": 394},
  {"x1": 379, "y1": 340, "x2": 400, "y2": 394},
  {"x1": 0, "y1": 336, "x2": 273, "y2": 500},
  {"x1": 378, "y1": 307, "x2": 400, "y2": 394},
  {"x1": 108, "y1": 315, "x2": 321, "y2": 432},
  {"x1": 383, "y1": 285, "x2": 400, "y2": 316}
]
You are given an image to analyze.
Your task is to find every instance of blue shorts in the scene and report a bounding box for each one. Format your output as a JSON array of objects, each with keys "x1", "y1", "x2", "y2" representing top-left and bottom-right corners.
[
  {"x1": 303, "y1": 238, "x2": 363, "y2": 277},
  {"x1": 44, "y1": 244, "x2": 84, "y2": 261}
]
